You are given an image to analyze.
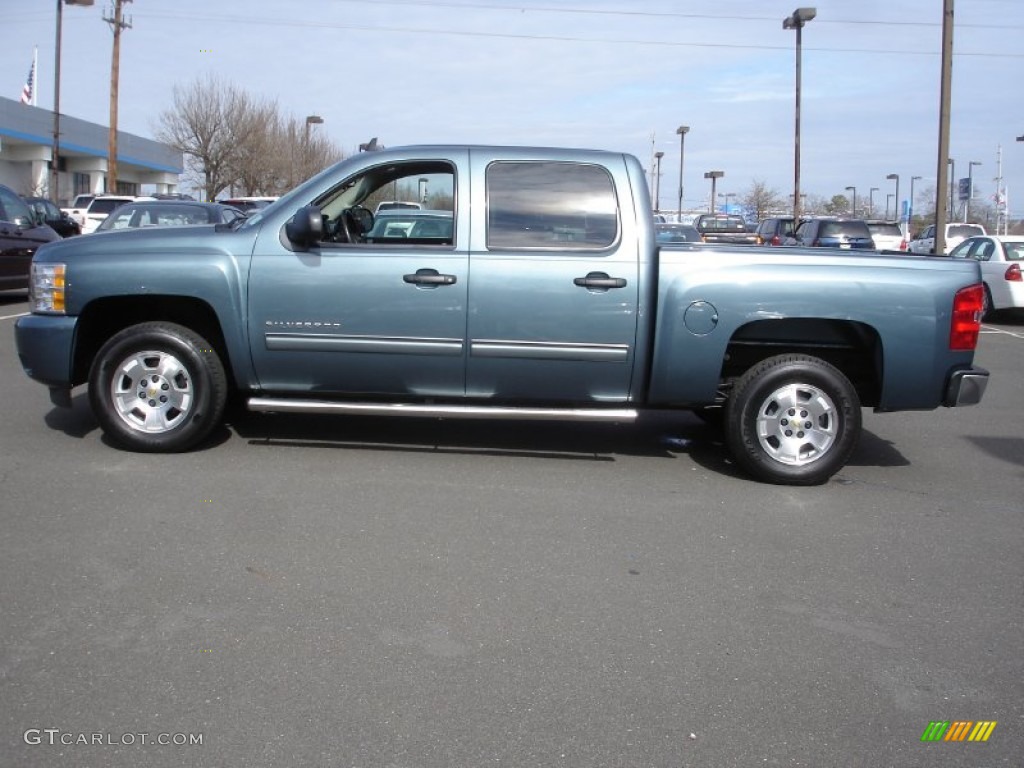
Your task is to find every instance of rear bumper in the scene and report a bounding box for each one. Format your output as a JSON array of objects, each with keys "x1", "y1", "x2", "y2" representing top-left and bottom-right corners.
[{"x1": 943, "y1": 367, "x2": 989, "y2": 406}]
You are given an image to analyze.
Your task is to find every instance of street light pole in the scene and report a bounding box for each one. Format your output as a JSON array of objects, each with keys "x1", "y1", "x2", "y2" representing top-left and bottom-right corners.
[
  {"x1": 676, "y1": 125, "x2": 689, "y2": 219},
  {"x1": 704, "y1": 171, "x2": 724, "y2": 213},
  {"x1": 304, "y1": 114, "x2": 323, "y2": 144},
  {"x1": 52, "y1": 0, "x2": 95, "y2": 203},
  {"x1": 966, "y1": 160, "x2": 981, "y2": 222},
  {"x1": 783, "y1": 7, "x2": 816, "y2": 224},
  {"x1": 909, "y1": 175, "x2": 921, "y2": 229},
  {"x1": 947, "y1": 158, "x2": 956, "y2": 220},
  {"x1": 845, "y1": 186, "x2": 857, "y2": 217},
  {"x1": 886, "y1": 173, "x2": 899, "y2": 223},
  {"x1": 869, "y1": 187, "x2": 879, "y2": 218},
  {"x1": 653, "y1": 151, "x2": 664, "y2": 213}
]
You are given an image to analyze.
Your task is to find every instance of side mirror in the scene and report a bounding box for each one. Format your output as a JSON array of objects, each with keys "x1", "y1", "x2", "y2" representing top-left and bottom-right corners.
[{"x1": 284, "y1": 205, "x2": 324, "y2": 248}]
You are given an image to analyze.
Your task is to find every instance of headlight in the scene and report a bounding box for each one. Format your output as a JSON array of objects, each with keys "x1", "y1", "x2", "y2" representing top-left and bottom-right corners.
[{"x1": 29, "y1": 263, "x2": 66, "y2": 314}]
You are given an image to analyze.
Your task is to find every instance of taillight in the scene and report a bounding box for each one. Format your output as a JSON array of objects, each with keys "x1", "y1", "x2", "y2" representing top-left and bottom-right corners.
[
  {"x1": 899, "y1": 239, "x2": 907, "y2": 251},
  {"x1": 771, "y1": 235, "x2": 781, "y2": 246},
  {"x1": 1006, "y1": 263, "x2": 1022, "y2": 282},
  {"x1": 950, "y1": 284, "x2": 984, "y2": 351}
]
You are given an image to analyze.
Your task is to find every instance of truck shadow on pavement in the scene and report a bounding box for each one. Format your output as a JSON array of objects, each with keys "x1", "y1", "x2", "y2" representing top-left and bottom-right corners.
[
  {"x1": 42, "y1": 395, "x2": 911, "y2": 475},
  {"x1": 230, "y1": 409, "x2": 909, "y2": 477}
]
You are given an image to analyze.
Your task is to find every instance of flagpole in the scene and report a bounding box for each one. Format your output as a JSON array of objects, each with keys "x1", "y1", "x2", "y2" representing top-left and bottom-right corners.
[{"x1": 32, "y1": 45, "x2": 38, "y2": 106}]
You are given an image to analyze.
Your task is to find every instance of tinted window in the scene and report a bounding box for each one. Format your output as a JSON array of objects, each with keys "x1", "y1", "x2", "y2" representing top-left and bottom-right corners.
[
  {"x1": 0, "y1": 185, "x2": 33, "y2": 224},
  {"x1": 820, "y1": 221, "x2": 871, "y2": 238},
  {"x1": 867, "y1": 222, "x2": 901, "y2": 237},
  {"x1": 655, "y1": 224, "x2": 700, "y2": 243},
  {"x1": 948, "y1": 224, "x2": 984, "y2": 239},
  {"x1": 1003, "y1": 242, "x2": 1024, "y2": 261},
  {"x1": 698, "y1": 215, "x2": 747, "y2": 231},
  {"x1": 90, "y1": 198, "x2": 132, "y2": 215},
  {"x1": 486, "y1": 161, "x2": 618, "y2": 249}
]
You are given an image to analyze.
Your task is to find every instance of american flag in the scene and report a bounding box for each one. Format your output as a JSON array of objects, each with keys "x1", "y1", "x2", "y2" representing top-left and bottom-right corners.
[{"x1": 20, "y1": 58, "x2": 35, "y2": 105}]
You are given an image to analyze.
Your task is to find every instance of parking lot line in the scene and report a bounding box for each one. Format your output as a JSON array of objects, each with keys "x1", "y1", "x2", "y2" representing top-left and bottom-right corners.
[
  {"x1": 0, "y1": 312, "x2": 28, "y2": 321},
  {"x1": 980, "y1": 325, "x2": 1024, "y2": 339}
]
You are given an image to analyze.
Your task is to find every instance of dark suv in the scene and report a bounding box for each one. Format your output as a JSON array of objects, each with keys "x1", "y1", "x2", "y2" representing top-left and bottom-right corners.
[
  {"x1": 755, "y1": 217, "x2": 797, "y2": 246},
  {"x1": 1, "y1": 184, "x2": 61, "y2": 290},
  {"x1": 786, "y1": 218, "x2": 875, "y2": 250}
]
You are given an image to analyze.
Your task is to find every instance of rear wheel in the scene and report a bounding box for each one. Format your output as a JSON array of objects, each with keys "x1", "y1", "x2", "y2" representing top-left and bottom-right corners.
[
  {"x1": 88, "y1": 322, "x2": 227, "y2": 452},
  {"x1": 725, "y1": 354, "x2": 861, "y2": 485}
]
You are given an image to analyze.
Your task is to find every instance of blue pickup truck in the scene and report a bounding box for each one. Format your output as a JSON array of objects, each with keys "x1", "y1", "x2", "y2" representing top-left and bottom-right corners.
[{"x1": 15, "y1": 145, "x2": 989, "y2": 484}]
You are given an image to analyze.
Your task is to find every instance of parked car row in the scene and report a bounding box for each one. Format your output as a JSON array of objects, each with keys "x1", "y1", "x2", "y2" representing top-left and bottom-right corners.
[{"x1": 1, "y1": 181, "x2": 248, "y2": 291}]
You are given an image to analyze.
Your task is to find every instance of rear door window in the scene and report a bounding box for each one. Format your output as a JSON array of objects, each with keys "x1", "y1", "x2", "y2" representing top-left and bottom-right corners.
[{"x1": 486, "y1": 161, "x2": 619, "y2": 250}]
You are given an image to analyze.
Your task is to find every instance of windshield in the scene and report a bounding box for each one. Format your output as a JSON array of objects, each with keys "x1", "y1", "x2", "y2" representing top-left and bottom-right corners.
[{"x1": 948, "y1": 225, "x2": 984, "y2": 238}]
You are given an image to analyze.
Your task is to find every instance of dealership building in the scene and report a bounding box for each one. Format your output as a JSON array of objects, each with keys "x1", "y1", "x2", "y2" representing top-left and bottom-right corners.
[{"x1": 0, "y1": 96, "x2": 182, "y2": 204}]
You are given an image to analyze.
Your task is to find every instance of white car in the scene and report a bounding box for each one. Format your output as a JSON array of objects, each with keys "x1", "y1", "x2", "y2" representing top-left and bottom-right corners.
[
  {"x1": 865, "y1": 220, "x2": 906, "y2": 251},
  {"x1": 949, "y1": 235, "x2": 1024, "y2": 314},
  {"x1": 80, "y1": 195, "x2": 137, "y2": 234},
  {"x1": 907, "y1": 222, "x2": 986, "y2": 254}
]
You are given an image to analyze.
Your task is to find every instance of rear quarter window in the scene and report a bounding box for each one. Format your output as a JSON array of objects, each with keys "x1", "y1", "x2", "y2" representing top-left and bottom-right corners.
[
  {"x1": 821, "y1": 221, "x2": 871, "y2": 238},
  {"x1": 486, "y1": 161, "x2": 619, "y2": 250}
]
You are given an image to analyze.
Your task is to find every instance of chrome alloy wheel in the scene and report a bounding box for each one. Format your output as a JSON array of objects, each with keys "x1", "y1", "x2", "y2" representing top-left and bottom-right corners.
[
  {"x1": 754, "y1": 383, "x2": 838, "y2": 466},
  {"x1": 110, "y1": 349, "x2": 194, "y2": 433}
]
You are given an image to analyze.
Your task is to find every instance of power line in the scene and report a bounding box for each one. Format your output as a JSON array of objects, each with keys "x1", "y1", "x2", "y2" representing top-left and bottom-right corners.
[
  {"x1": 134, "y1": 11, "x2": 1024, "y2": 58},
  {"x1": 333, "y1": 0, "x2": 1022, "y2": 30}
]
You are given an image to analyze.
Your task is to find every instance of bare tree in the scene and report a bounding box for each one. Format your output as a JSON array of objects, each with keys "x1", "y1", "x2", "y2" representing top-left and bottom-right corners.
[
  {"x1": 154, "y1": 75, "x2": 248, "y2": 200},
  {"x1": 740, "y1": 180, "x2": 784, "y2": 222},
  {"x1": 154, "y1": 75, "x2": 345, "y2": 199}
]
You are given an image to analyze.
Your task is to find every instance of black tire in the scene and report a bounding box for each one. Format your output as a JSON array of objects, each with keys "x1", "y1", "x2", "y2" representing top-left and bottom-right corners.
[
  {"x1": 88, "y1": 322, "x2": 228, "y2": 452},
  {"x1": 982, "y1": 284, "x2": 994, "y2": 320},
  {"x1": 724, "y1": 354, "x2": 861, "y2": 485}
]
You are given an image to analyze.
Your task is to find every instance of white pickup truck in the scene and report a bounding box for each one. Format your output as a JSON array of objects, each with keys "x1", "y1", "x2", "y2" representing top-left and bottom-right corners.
[{"x1": 62, "y1": 194, "x2": 136, "y2": 233}]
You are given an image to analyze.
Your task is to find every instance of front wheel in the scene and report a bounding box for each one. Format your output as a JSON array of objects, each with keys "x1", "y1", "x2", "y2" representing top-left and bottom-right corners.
[
  {"x1": 88, "y1": 322, "x2": 228, "y2": 452},
  {"x1": 724, "y1": 355, "x2": 861, "y2": 485}
]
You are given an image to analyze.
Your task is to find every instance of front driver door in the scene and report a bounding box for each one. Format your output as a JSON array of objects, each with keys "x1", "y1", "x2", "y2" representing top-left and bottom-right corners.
[{"x1": 246, "y1": 154, "x2": 468, "y2": 398}]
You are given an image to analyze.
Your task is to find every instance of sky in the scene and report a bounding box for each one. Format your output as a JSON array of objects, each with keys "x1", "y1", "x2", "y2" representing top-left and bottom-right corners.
[{"x1": 5, "y1": 0, "x2": 1023, "y2": 216}]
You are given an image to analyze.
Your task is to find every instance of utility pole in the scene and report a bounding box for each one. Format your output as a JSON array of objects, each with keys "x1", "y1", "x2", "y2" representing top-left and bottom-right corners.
[
  {"x1": 104, "y1": 0, "x2": 132, "y2": 193},
  {"x1": 933, "y1": 0, "x2": 953, "y2": 255}
]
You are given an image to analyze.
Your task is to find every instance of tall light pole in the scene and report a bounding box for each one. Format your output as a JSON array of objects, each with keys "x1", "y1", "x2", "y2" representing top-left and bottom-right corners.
[
  {"x1": 909, "y1": 175, "x2": 922, "y2": 230},
  {"x1": 885, "y1": 194, "x2": 894, "y2": 219},
  {"x1": 783, "y1": 7, "x2": 816, "y2": 223},
  {"x1": 704, "y1": 171, "x2": 724, "y2": 213},
  {"x1": 718, "y1": 192, "x2": 736, "y2": 212},
  {"x1": 845, "y1": 186, "x2": 857, "y2": 217},
  {"x1": 52, "y1": 0, "x2": 95, "y2": 203},
  {"x1": 886, "y1": 173, "x2": 900, "y2": 223},
  {"x1": 869, "y1": 187, "x2": 879, "y2": 217},
  {"x1": 653, "y1": 151, "x2": 664, "y2": 213},
  {"x1": 676, "y1": 125, "x2": 689, "y2": 218},
  {"x1": 304, "y1": 114, "x2": 323, "y2": 144},
  {"x1": 966, "y1": 160, "x2": 981, "y2": 221},
  {"x1": 947, "y1": 158, "x2": 956, "y2": 220}
]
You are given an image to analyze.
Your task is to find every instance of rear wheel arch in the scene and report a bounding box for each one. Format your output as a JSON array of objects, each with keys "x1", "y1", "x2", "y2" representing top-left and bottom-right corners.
[{"x1": 721, "y1": 318, "x2": 883, "y2": 408}]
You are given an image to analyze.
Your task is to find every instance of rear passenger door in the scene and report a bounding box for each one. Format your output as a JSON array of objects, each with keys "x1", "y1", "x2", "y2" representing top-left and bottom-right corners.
[{"x1": 465, "y1": 153, "x2": 640, "y2": 403}]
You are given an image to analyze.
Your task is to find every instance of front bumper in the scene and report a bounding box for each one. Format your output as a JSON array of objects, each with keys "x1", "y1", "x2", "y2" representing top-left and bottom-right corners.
[
  {"x1": 14, "y1": 314, "x2": 78, "y2": 405},
  {"x1": 943, "y1": 366, "x2": 989, "y2": 407}
]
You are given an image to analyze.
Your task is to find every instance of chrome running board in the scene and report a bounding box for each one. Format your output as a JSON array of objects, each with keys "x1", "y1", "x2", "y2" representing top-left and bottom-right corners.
[{"x1": 247, "y1": 397, "x2": 638, "y2": 423}]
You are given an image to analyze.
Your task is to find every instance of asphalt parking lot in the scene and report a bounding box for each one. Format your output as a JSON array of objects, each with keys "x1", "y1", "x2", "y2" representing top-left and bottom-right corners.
[{"x1": 1, "y1": 291, "x2": 1021, "y2": 767}]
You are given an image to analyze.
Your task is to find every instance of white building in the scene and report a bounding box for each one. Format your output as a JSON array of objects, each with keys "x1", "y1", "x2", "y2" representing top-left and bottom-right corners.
[{"x1": 0, "y1": 96, "x2": 182, "y2": 203}]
